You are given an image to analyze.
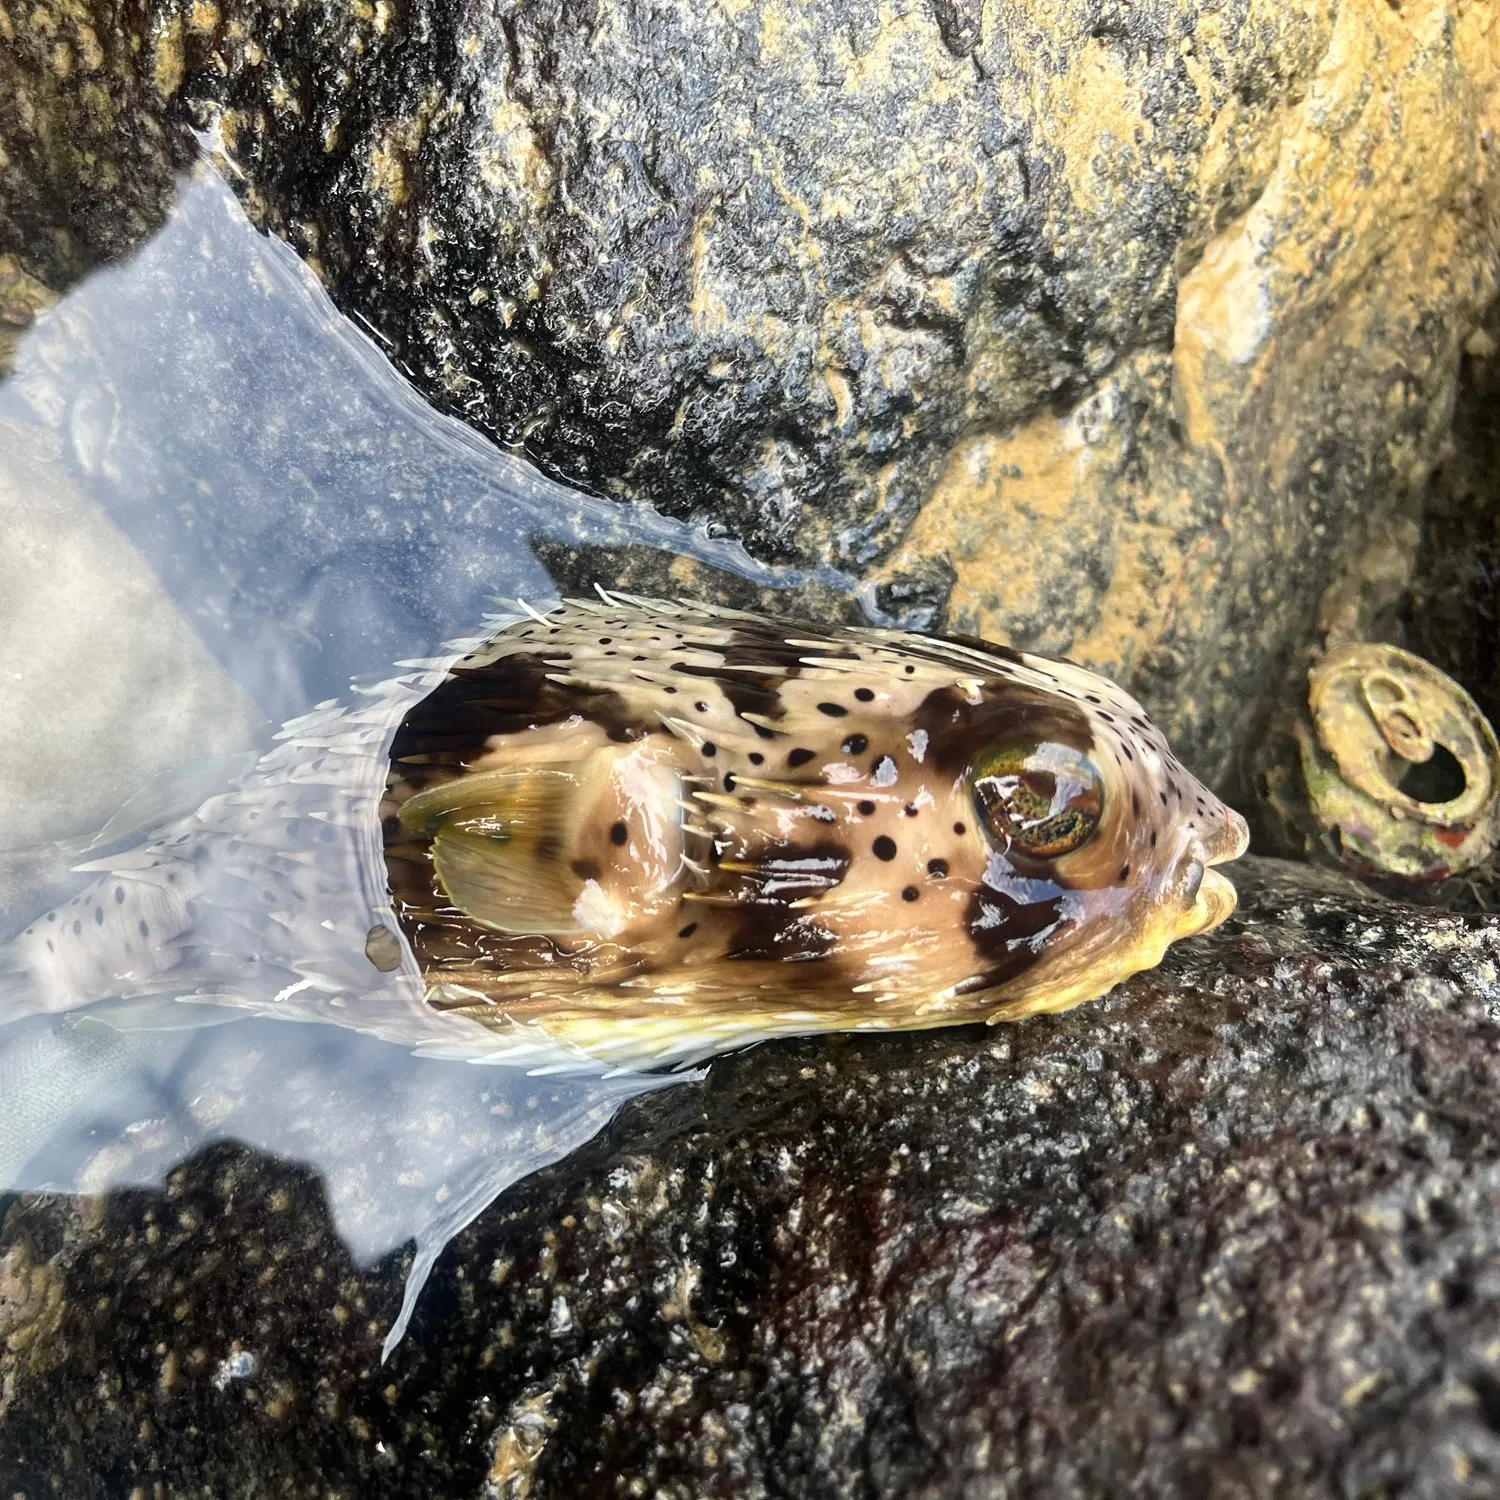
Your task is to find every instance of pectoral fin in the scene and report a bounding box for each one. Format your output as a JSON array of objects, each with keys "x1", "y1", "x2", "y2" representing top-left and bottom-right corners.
[
  {"x1": 402, "y1": 769, "x2": 586, "y2": 936},
  {"x1": 432, "y1": 828, "x2": 587, "y2": 935}
]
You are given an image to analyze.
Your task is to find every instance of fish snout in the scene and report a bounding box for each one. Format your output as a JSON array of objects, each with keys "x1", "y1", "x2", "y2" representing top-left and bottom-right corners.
[
  {"x1": 1203, "y1": 802, "x2": 1250, "y2": 866},
  {"x1": 1168, "y1": 800, "x2": 1247, "y2": 942}
]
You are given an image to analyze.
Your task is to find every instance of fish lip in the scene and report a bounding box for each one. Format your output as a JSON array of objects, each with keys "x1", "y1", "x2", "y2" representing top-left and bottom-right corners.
[{"x1": 1174, "y1": 864, "x2": 1239, "y2": 940}]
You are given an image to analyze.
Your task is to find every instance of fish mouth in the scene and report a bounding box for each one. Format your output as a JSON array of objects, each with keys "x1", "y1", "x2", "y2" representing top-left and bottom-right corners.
[{"x1": 1173, "y1": 864, "x2": 1239, "y2": 940}]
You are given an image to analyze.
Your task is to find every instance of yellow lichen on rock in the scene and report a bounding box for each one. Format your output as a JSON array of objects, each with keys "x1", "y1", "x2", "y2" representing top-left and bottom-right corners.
[
  {"x1": 877, "y1": 351, "x2": 1208, "y2": 687},
  {"x1": 0, "y1": 1237, "x2": 66, "y2": 1418},
  {"x1": 0, "y1": 254, "x2": 58, "y2": 376},
  {"x1": 151, "y1": 10, "x2": 184, "y2": 98},
  {"x1": 478, "y1": 97, "x2": 556, "y2": 211}
]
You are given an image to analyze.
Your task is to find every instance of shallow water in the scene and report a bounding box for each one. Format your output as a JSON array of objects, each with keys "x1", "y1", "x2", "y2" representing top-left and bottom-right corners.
[{"x1": 0, "y1": 159, "x2": 843, "y2": 1353}]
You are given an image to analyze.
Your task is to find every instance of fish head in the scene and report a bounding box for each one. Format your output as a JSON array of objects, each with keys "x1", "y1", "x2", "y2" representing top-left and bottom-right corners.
[{"x1": 924, "y1": 649, "x2": 1250, "y2": 1020}]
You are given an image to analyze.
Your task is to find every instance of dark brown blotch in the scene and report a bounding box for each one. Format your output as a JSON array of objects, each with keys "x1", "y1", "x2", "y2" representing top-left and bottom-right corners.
[
  {"x1": 964, "y1": 882, "x2": 1069, "y2": 978},
  {"x1": 914, "y1": 681, "x2": 1096, "y2": 777}
]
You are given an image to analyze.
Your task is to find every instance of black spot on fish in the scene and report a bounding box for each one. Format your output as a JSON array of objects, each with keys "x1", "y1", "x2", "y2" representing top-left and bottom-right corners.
[
  {"x1": 702, "y1": 743, "x2": 717, "y2": 758},
  {"x1": 928, "y1": 858, "x2": 949, "y2": 877},
  {"x1": 572, "y1": 859, "x2": 602, "y2": 882},
  {"x1": 873, "y1": 835, "x2": 897, "y2": 860},
  {"x1": 678, "y1": 922, "x2": 697, "y2": 939},
  {"x1": 904, "y1": 804, "x2": 919, "y2": 817},
  {"x1": 855, "y1": 687, "x2": 875, "y2": 702},
  {"x1": 749, "y1": 752, "x2": 765, "y2": 766},
  {"x1": 139, "y1": 919, "x2": 150, "y2": 939},
  {"x1": 1119, "y1": 864, "x2": 1131, "y2": 881},
  {"x1": 818, "y1": 702, "x2": 847, "y2": 717},
  {"x1": 610, "y1": 821, "x2": 628, "y2": 846},
  {"x1": 788, "y1": 748, "x2": 815, "y2": 768},
  {"x1": 858, "y1": 800, "x2": 876, "y2": 816},
  {"x1": 95, "y1": 907, "x2": 103, "y2": 925},
  {"x1": 953, "y1": 821, "x2": 967, "y2": 835},
  {"x1": 695, "y1": 701, "x2": 709, "y2": 713},
  {"x1": 843, "y1": 733, "x2": 869, "y2": 755},
  {"x1": 115, "y1": 887, "x2": 125, "y2": 904},
  {"x1": 902, "y1": 886, "x2": 919, "y2": 902}
]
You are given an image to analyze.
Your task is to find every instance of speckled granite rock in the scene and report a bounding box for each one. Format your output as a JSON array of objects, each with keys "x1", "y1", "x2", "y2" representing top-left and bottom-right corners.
[
  {"x1": 4, "y1": 0, "x2": 1499, "y2": 784},
  {"x1": 4, "y1": 856, "x2": 1500, "y2": 1498}
]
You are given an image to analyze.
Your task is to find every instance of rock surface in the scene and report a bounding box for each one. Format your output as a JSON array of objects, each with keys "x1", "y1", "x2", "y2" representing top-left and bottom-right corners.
[
  {"x1": 4, "y1": 0, "x2": 1499, "y2": 784},
  {"x1": 5, "y1": 856, "x2": 1500, "y2": 1497}
]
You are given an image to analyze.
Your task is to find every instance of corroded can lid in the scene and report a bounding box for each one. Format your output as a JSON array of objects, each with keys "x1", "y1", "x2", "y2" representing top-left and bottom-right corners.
[{"x1": 1300, "y1": 643, "x2": 1500, "y2": 879}]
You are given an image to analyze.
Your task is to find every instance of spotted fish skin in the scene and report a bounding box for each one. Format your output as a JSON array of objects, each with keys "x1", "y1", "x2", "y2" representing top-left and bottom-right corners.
[{"x1": 384, "y1": 595, "x2": 1249, "y2": 1068}]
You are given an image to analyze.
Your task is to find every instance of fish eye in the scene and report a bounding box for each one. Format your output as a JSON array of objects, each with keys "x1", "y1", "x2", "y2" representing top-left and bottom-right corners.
[{"x1": 969, "y1": 739, "x2": 1104, "y2": 859}]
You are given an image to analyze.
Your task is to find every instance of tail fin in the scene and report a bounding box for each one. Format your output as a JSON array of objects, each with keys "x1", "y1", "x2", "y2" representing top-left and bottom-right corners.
[{"x1": 0, "y1": 866, "x2": 197, "y2": 1027}]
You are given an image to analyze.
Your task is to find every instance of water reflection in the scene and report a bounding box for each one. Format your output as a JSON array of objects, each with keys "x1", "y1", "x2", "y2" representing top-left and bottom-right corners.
[{"x1": 0, "y1": 161, "x2": 838, "y2": 1353}]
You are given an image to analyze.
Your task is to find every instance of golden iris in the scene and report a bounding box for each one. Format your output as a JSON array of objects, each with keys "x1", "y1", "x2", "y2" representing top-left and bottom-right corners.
[{"x1": 970, "y1": 739, "x2": 1104, "y2": 858}]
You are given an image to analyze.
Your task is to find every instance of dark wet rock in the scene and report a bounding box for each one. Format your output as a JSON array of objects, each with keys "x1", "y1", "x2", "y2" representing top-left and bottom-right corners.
[
  {"x1": 0, "y1": 0, "x2": 194, "y2": 292},
  {"x1": 1408, "y1": 303, "x2": 1500, "y2": 739},
  {"x1": 2, "y1": 0, "x2": 1498, "y2": 784},
  {"x1": 6, "y1": 856, "x2": 1500, "y2": 1497}
]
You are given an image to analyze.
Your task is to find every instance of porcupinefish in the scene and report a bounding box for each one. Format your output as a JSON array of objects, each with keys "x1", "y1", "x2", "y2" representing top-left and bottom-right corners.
[
  {"x1": 1, "y1": 594, "x2": 1246, "y2": 1072},
  {"x1": 381, "y1": 594, "x2": 1247, "y2": 1068}
]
